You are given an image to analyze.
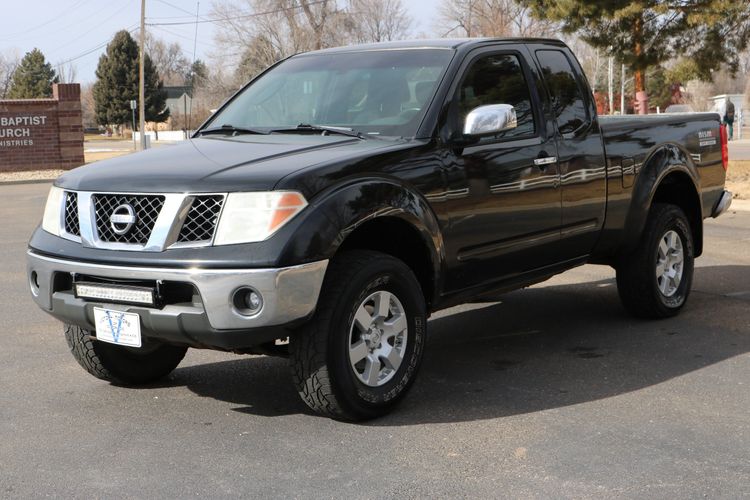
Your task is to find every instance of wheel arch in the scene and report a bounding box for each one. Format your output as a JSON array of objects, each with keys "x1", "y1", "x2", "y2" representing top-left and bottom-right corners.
[
  {"x1": 622, "y1": 144, "x2": 703, "y2": 257},
  {"x1": 282, "y1": 178, "x2": 445, "y2": 309},
  {"x1": 337, "y1": 215, "x2": 439, "y2": 309}
]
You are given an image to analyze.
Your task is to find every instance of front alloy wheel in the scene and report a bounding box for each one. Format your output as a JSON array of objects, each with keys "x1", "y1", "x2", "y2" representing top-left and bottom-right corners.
[
  {"x1": 290, "y1": 250, "x2": 426, "y2": 421},
  {"x1": 349, "y1": 291, "x2": 408, "y2": 387}
]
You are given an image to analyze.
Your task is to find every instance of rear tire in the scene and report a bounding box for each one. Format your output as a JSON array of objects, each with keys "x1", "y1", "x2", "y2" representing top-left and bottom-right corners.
[
  {"x1": 64, "y1": 324, "x2": 187, "y2": 385},
  {"x1": 616, "y1": 203, "x2": 694, "y2": 318},
  {"x1": 289, "y1": 250, "x2": 427, "y2": 421}
]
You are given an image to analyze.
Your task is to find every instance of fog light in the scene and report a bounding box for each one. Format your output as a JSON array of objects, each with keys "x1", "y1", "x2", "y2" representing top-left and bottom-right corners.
[
  {"x1": 29, "y1": 270, "x2": 40, "y2": 296},
  {"x1": 232, "y1": 287, "x2": 263, "y2": 316},
  {"x1": 246, "y1": 291, "x2": 262, "y2": 310}
]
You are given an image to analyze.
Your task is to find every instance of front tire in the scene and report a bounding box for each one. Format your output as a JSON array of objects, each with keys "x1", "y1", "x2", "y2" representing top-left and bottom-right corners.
[
  {"x1": 64, "y1": 324, "x2": 188, "y2": 385},
  {"x1": 289, "y1": 250, "x2": 427, "y2": 421},
  {"x1": 616, "y1": 203, "x2": 695, "y2": 318}
]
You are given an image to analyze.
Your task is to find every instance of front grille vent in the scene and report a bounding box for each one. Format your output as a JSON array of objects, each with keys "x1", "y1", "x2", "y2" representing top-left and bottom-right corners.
[
  {"x1": 92, "y1": 194, "x2": 165, "y2": 244},
  {"x1": 64, "y1": 192, "x2": 80, "y2": 236},
  {"x1": 177, "y1": 195, "x2": 224, "y2": 243}
]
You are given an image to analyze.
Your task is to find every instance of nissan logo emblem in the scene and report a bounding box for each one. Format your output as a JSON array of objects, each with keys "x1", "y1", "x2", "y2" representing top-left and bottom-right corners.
[{"x1": 110, "y1": 204, "x2": 137, "y2": 235}]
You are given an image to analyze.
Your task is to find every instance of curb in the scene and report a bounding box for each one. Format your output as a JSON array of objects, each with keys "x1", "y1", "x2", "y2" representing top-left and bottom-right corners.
[
  {"x1": 0, "y1": 178, "x2": 55, "y2": 186},
  {"x1": 730, "y1": 199, "x2": 750, "y2": 212}
]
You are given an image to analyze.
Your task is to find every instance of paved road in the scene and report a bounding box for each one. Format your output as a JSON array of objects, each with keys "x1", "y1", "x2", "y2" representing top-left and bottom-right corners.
[
  {"x1": 84, "y1": 139, "x2": 176, "y2": 153},
  {"x1": 729, "y1": 138, "x2": 750, "y2": 160},
  {"x1": 2, "y1": 183, "x2": 749, "y2": 498}
]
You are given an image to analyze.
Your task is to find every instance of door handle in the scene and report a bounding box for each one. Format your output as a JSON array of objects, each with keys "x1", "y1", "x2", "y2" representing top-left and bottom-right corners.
[{"x1": 534, "y1": 156, "x2": 557, "y2": 167}]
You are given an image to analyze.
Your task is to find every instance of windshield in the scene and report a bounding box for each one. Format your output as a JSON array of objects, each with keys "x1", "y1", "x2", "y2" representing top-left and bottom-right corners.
[{"x1": 205, "y1": 49, "x2": 454, "y2": 138}]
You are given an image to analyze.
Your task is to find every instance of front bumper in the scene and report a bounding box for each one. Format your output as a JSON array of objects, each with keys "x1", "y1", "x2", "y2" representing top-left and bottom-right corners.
[{"x1": 27, "y1": 250, "x2": 328, "y2": 349}]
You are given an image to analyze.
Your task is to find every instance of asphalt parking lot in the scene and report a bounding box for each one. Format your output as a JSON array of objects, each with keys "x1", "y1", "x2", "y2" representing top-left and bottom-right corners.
[{"x1": 1, "y1": 182, "x2": 749, "y2": 498}]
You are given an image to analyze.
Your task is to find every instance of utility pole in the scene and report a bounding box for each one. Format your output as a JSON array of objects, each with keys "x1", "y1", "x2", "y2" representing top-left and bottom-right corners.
[
  {"x1": 130, "y1": 99, "x2": 137, "y2": 150},
  {"x1": 188, "y1": 1, "x2": 199, "y2": 135},
  {"x1": 138, "y1": 0, "x2": 146, "y2": 150},
  {"x1": 608, "y1": 55, "x2": 614, "y2": 115},
  {"x1": 620, "y1": 64, "x2": 626, "y2": 115}
]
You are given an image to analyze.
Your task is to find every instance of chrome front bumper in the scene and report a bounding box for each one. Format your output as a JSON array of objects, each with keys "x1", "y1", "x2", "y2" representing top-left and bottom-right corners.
[{"x1": 27, "y1": 251, "x2": 328, "y2": 332}]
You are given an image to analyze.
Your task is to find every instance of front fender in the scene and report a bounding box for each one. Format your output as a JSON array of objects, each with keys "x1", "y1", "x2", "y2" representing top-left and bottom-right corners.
[
  {"x1": 621, "y1": 144, "x2": 701, "y2": 255},
  {"x1": 276, "y1": 177, "x2": 444, "y2": 280}
]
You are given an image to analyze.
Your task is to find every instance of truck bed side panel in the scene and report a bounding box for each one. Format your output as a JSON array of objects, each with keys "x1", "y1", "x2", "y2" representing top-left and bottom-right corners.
[{"x1": 592, "y1": 113, "x2": 725, "y2": 261}]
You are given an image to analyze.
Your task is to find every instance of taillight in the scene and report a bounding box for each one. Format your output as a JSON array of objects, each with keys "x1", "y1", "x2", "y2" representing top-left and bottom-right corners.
[{"x1": 719, "y1": 124, "x2": 729, "y2": 171}]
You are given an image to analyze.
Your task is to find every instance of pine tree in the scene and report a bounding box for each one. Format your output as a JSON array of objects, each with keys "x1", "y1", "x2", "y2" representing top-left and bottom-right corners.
[
  {"x1": 93, "y1": 30, "x2": 169, "y2": 129},
  {"x1": 144, "y1": 55, "x2": 169, "y2": 124},
  {"x1": 185, "y1": 59, "x2": 208, "y2": 90},
  {"x1": 521, "y1": 1, "x2": 750, "y2": 96},
  {"x1": 7, "y1": 48, "x2": 58, "y2": 98}
]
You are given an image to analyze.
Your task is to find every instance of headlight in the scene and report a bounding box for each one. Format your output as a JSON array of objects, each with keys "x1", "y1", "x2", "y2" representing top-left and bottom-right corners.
[
  {"x1": 42, "y1": 186, "x2": 64, "y2": 236},
  {"x1": 214, "y1": 191, "x2": 308, "y2": 245}
]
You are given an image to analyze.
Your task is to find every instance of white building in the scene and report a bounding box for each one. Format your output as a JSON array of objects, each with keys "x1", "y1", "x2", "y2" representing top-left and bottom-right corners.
[{"x1": 710, "y1": 94, "x2": 745, "y2": 139}]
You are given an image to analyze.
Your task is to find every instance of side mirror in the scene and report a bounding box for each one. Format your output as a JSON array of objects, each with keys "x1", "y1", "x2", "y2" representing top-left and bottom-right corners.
[{"x1": 463, "y1": 104, "x2": 517, "y2": 137}]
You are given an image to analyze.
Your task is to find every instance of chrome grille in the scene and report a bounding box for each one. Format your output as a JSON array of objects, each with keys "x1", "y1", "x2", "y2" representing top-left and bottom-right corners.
[
  {"x1": 92, "y1": 194, "x2": 165, "y2": 244},
  {"x1": 64, "y1": 192, "x2": 80, "y2": 236},
  {"x1": 177, "y1": 195, "x2": 224, "y2": 243}
]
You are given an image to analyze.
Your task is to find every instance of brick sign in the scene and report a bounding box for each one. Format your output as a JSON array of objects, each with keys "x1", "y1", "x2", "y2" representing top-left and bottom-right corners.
[{"x1": 0, "y1": 83, "x2": 84, "y2": 172}]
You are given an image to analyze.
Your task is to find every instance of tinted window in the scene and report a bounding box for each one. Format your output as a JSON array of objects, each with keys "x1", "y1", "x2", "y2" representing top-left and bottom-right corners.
[
  {"x1": 457, "y1": 54, "x2": 535, "y2": 139},
  {"x1": 536, "y1": 50, "x2": 588, "y2": 134}
]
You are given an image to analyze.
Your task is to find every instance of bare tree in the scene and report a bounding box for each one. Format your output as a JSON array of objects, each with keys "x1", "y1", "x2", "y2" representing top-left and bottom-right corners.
[
  {"x1": 145, "y1": 35, "x2": 191, "y2": 86},
  {"x1": 56, "y1": 62, "x2": 77, "y2": 83},
  {"x1": 712, "y1": 67, "x2": 746, "y2": 95},
  {"x1": 684, "y1": 80, "x2": 716, "y2": 112},
  {"x1": 80, "y1": 82, "x2": 97, "y2": 128},
  {"x1": 211, "y1": 0, "x2": 339, "y2": 58},
  {"x1": 436, "y1": 0, "x2": 557, "y2": 38},
  {"x1": 566, "y1": 36, "x2": 603, "y2": 91},
  {"x1": 347, "y1": 0, "x2": 412, "y2": 43},
  {"x1": 0, "y1": 50, "x2": 20, "y2": 99},
  {"x1": 235, "y1": 34, "x2": 283, "y2": 84},
  {"x1": 211, "y1": 0, "x2": 353, "y2": 85},
  {"x1": 209, "y1": 0, "x2": 415, "y2": 94}
]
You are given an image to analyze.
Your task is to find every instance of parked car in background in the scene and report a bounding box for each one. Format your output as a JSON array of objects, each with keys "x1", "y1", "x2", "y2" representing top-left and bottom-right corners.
[{"x1": 664, "y1": 104, "x2": 695, "y2": 113}]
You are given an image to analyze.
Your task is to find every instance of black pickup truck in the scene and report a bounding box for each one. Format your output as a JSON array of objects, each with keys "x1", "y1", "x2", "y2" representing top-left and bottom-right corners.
[{"x1": 28, "y1": 38, "x2": 731, "y2": 421}]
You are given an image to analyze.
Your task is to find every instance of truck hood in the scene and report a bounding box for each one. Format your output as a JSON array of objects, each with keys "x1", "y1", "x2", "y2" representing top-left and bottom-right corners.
[{"x1": 57, "y1": 135, "x2": 393, "y2": 193}]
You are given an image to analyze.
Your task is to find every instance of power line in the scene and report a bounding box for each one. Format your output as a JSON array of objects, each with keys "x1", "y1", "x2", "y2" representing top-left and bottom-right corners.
[
  {"x1": 146, "y1": 0, "x2": 327, "y2": 26},
  {"x1": 48, "y1": 3, "x2": 136, "y2": 58},
  {"x1": 189, "y1": 2, "x2": 200, "y2": 131},
  {"x1": 155, "y1": 0, "x2": 209, "y2": 19},
  {"x1": 0, "y1": 0, "x2": 96, "y2": 42},
  {"x1": 56, "y1": 26, "x2": 139, "y2": 66},
  {"x1": 145, "y1": 29, "x2": 244, "y2": 61},
  {"x1": 148, "y1": 25, "x2": 220, "y2": 51}
]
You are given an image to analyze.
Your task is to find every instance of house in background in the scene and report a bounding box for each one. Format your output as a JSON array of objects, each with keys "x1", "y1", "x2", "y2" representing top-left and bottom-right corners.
[
  {"x1": 164, "y1": 86, "x2": 193, "y2": 121},
  {"x1": 139, "y1": 86, "x2": 194, "y2": 142}
]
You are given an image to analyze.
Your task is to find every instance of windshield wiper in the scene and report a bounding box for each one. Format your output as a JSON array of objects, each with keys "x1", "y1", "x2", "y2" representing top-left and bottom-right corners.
[
  {"x1": 199, "y1": 124, "x2": 269, "y2": 136},
  {"x1": 270, "y1": 123, "x2": 365, "y2": 139}
]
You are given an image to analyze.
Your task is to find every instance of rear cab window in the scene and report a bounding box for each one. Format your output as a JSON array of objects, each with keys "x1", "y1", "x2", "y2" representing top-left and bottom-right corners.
[{"x1": 535, "y1": 49, "x2": 589, "y2": 136}]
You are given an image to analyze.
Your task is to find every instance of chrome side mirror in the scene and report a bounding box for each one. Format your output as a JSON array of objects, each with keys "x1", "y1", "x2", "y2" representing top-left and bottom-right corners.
[{"x1": 463, "y1": 104, "x2": 517, "y2": 136}]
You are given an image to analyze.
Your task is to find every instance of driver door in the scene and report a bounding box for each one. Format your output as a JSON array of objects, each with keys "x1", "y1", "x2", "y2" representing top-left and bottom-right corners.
[{"x1": 439, "y1": 48, "x2": 562, "y2": 292}]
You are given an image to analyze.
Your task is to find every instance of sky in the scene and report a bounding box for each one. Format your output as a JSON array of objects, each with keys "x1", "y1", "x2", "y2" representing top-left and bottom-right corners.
[{"x1": 0, "y1": 0, "x2": 440, "y2": 84}]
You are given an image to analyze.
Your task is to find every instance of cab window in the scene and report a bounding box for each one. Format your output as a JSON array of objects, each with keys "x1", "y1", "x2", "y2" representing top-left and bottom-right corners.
[
  {"x1": 535, "y1": 49, "x2": 588, "y2": 135},
  {"x1": 456, "y1": 53, "x2": 536, "y2": 140}
]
